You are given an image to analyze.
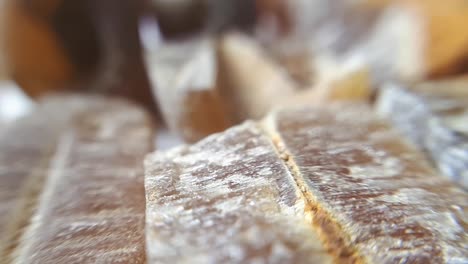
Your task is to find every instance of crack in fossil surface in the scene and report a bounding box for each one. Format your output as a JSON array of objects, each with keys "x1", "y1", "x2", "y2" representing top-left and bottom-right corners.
[
  {"x1": 262, "y1": 105, "x2": 467, "y2": 264},
  {"x1": 260, "y1": 114, "x2": 365, "y2": 264},
  {"x1": 145, "y1": 104, "x2": 466, "y2": 263},
  {"x1": 145, "y1": 121, "x2": 334, "y2": 263}
]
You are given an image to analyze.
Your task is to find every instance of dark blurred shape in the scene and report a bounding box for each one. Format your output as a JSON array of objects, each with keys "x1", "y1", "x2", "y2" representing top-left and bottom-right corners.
[
  {"x1": 50, "y1": 0, "x2": 100, "y2": 77},
  {"x1": 87, "y1": 0, "x2": 155, "y2": 111},
  {"x1": 2, "y1": 0, "x2": 156, "y2": 111},
  {"x1": 149, "y1": 0, "x2": 206, "y2": 38},
  {"x1": 205, "y1": 0, "x2": 256, "y2": 33},
  {"x1": 255, "y1": 0, "x2": 291, "y2": 34},
  {"x1": 148, "y1": 0, "x2": 257, "y2": 39}
]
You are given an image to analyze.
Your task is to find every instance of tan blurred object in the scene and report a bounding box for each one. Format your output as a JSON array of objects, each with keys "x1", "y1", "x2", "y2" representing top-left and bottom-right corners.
[
  {"x1": 360, "y1": 0, "x2": 468, "y2": 77},
  {"x1": 314, "y1": 56, "x2": 372, "y2": 102},
  {"x1": 282, "y1": 57, "x2": 372, "y2": 107},
  {"x1": 180, "y1": 90, "x2": 231, "y2": 142},
  {"x1": 414, "y1": 0, "x2": 468, "y2": 77},
  {"x1": 0, "y1": 56, "x2": 6, "y2": 80},
  {"x1": 2, "y1": 1, "x2": 74, "y2": 96},
  {"x1": 216, "y1": 33, "x2": 297, "y2": 122},
  {"x1": 0, "y1": 61, "x2": 5, "y2": 81},
  {"x1": 274, "y1": 50, "x2": 315, "y2": 89},
  {"x1": 411, "y1": 75, "x2": 468, "y2": 97},
  {"x1": 0, "y1": 0, "x2": 7, "y2": 80},
  {"x1": 325, "y1": 69, "x2": 371, "y2": 101},
  {"x1": 146, "y1": 39, "x2": 232, "y2": 142}
]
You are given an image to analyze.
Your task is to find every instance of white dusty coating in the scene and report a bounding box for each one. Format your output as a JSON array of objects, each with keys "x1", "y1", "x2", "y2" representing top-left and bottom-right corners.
[
  {"x1": 12, "y1": 96, "x2": 154, "y2": 264},
  {"x1": 0, "y1": 103, "x2": 73, "y2": 261},
  {"x1": 145, "y1": 122, "x2": 332, "y2": 264},
  {"x1": 272, "y1": 104, "x2": 467, "y2": 264},
  {"x1": 0, "y1": 94, "x2": 129, "y2": 262},
  {"x1": 377, "y1": 84, "x2": 468, "y2": 188}
]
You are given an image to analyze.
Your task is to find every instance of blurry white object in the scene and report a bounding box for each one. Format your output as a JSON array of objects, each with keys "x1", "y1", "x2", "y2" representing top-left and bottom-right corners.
[
  {"x1": 0, "y1": 81, "x2": 34, "y2": 124},
  {"x1": 155, "y1": 129, "x2": 184, "y2": 150},
  {"x1": 143, "y1": 36, "x2": 216, "y2": 138},
  {"x1": 139, "y1": 15, "x2": 163, "y2": 53}
]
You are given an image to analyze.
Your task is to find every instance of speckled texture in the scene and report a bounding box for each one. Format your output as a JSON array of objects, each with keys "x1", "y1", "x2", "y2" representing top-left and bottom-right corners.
[
  {"x1": 270, "y1": 105, "x2": 467, "y2": 263},
  {"x1": 145, "y1": 122, "x2": 332, "y2": 264},
  {"x1": 12, "y1": 96, "x2": 154, "y2": 264},
  {"x1": 146, "y1": 103, "x2": 467, "y2": 263},
  {"x1": 377, "y1": 83, "x2": 468, "y2": 188},
  {"x1": 0, "y1": 95, "x2": 120, "y2": 262},
  {"x1": 0, "y1": 106, "x2": 67, "y2": 262}
]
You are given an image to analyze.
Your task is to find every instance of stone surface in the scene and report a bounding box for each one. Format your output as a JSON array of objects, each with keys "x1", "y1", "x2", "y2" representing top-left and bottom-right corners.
[
  {"x1": 145, "y1": 122, "x2": 332, "y2": 264},
  {"x1": 377, "y1": 82, "x2": 468, "y2": 189},
  {"x1": 269, "y1": 104, "x2": 467, "y2": 263},
  {"x1": 146, "y1": 103, "x2": 467, "y2": 263},
  {"x1": 0, "y1": 101, "x2": 72, "y2": 262},
  {"x1": 9, "y1": 95, "x2": 154, "y2": 264}
]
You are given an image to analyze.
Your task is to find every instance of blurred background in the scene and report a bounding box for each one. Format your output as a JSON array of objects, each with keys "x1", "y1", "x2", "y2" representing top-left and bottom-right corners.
[{"x1": 0, "y1": 0, "x2": 467, "y2": 145}]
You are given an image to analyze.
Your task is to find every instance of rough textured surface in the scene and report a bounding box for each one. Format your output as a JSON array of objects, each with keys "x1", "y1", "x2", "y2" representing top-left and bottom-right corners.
[
  {"x1": 0, "y1": 95, "x2": 113, "y2": 262},
  {"x1": 377, "y1": 83, "x2": 468, "y2": 189},
  {"x1": 147, "y1": 103, "x2": 467, "y2": 263},
  {"x1": 11, "y1": 96, "x2": 154, "y2": 264},
  {"x1": 0, "y1": 113, "x2": 51, "y2": 239},
  {"x1": 269, "y1": 105, "x2": 467, "y2": 263},
  {"x1": 0, "y1": 104, "x2": 67, "y2": 262},
  {"x1": 145, "y1": 122, "x2": 332, "y2": 264}
]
